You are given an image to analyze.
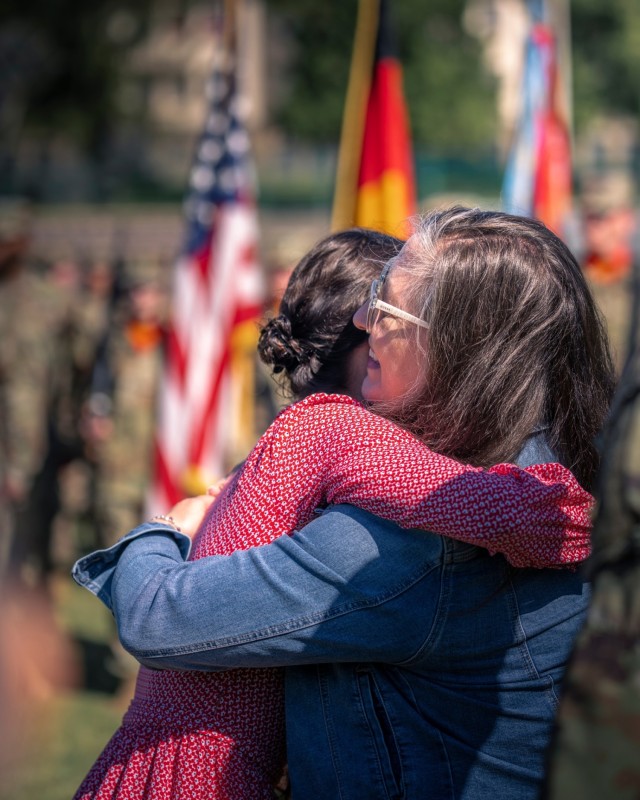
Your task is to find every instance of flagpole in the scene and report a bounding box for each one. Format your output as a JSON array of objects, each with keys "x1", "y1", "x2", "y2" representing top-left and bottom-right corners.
[
  {"x1": 223, "y1": 0, "x2": 238, "y2": 54},
  {"x1": 331, "y1": 0, "x2": 380, "y2": 232},
  {"x1": 549, "y1": 0, "x2": 573, "y2": 145}
]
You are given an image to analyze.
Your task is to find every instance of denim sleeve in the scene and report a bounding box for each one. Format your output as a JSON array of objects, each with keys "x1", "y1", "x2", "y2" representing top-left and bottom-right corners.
[
  {"x1": 72, "y1": 522, "x2": 193, "y2": 611},
  {"x1": 72, "y1": 506, "x2": 442, "y2": 671}
]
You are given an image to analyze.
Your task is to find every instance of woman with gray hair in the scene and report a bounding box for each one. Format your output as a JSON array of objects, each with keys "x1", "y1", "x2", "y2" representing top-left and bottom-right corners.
[{"x1": 74, "y1": 208, "x2": 614, "y2": 800}]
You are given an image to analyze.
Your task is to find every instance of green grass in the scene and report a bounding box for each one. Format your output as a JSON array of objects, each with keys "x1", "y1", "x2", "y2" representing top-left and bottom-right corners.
[
  {"x1": 0, "y1": 693, "x2": 126, "y2": 800},
  {"x1": 0, "y1": 574, "x2": 132, "y2": 800}
]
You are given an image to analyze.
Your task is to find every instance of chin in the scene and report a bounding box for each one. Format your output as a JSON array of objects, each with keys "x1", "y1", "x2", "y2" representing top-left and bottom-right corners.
[{"x1": 361, "y1": 384, "x2": 380, "y2": 404}]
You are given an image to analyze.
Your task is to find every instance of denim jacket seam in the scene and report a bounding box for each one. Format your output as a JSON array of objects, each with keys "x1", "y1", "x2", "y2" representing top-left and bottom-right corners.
[
  {"x1": 354, "y1": 669, "x2": 406, "y2": 797},
  {"x1": 507, "y1": 573, "x2": 543, "y2": 683},
  {"x1": 397, "y1": 559, "x2": 447, "y2": 666},
  {"x1": 509, "y1": 576, "x2": 561, "y2": 706},
  {"x1": 435, "y1": 727, "x2": 456, "y2": 800},
  {"x1": 83, "y1": 578, "x2": 114, "y2": 606},
  {"x1": 129, "y1": 561, "x2": 441, "y2": 660},
  {"x1": 509, "y1": 575, "x2": 559, "y2": 707},
  {"x1": 318, "y1": 668, "x2": 346, "y2": 800}
]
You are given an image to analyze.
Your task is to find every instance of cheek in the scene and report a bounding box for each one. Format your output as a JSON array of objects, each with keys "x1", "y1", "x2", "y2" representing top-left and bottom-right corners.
[
  {"x1": 386, "y1": 340, "x2": 425, "y2": 397},
  {"x1": 344, "y1": 342, "x2": 370, "y2": 400}
]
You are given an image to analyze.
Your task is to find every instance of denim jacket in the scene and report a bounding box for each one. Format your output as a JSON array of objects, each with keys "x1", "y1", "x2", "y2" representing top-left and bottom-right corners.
[{"x1": 73, "y1": 436, "x2": 589, "y2": 800}]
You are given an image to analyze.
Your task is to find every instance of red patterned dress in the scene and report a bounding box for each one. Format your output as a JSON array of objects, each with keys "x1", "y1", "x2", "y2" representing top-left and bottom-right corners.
[{"x1": 74, "y1": 394, "x2": 592, "y2": 800}]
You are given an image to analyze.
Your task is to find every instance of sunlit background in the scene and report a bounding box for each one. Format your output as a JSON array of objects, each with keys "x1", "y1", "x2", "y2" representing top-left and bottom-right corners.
[{"x1": 0, "y1": 1, "x2": 638, "y2": 797}]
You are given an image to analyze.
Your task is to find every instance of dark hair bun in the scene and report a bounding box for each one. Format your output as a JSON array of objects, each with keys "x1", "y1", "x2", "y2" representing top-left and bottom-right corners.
[{"x1": 258, "y1": 314, "x2": 313, "y2": 375}]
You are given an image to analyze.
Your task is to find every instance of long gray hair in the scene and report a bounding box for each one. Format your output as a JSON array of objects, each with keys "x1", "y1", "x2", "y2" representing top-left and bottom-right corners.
[{"x1": 377, "y1": 206, "x2": 615, "y2": 490}]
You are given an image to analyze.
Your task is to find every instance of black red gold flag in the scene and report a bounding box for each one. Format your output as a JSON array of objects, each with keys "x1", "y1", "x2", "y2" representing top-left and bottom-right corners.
[{"x1": 332, "y1": 0, "x2": 416, "y2": 239}]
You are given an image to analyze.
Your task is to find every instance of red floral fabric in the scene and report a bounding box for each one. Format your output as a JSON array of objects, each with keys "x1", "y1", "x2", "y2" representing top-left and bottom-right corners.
[{"x1": 75, "y1": 393, "x2": 592, "y2": 799}]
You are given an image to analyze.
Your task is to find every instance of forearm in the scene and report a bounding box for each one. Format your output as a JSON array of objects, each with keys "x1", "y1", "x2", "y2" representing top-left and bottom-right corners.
[
  {"x1": 73, "y1": 507, "x2": 439, "y2": 671},
  {"x1": 328, "y1": 444, "x2": 592, "y2": 568}
]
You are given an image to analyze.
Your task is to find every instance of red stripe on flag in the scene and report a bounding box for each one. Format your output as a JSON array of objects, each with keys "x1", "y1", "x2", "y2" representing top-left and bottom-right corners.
[
  {"x1": 189, "y1": 334, "x2": 233, "y2": 466},
  {"x1": 195, "y1": 245, "x2": 211, "y2": 285},
  {"x1": 153, "y1": 438, "x2": 182, "y2": 508},
  {"x1": 234, "y1": 306, "x2": 262, "y2": 327},
  {"x1": 533, "y1": 110, "x2": 571, "y2": 236},
  {"x1": 166, "y1": 324, "x2": 188, "y2": 390},
  {"x1": 196, "y1": 222, "x2": 219, "y2": 290},
  {"x1": 359, "y1": 57, "x2": 415, "y2": 192}
]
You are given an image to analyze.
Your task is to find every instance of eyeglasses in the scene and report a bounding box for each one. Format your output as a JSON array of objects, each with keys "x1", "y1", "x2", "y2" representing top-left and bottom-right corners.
[{"x1": 366, "y1": 261, "x2": 429, "y2": 333}]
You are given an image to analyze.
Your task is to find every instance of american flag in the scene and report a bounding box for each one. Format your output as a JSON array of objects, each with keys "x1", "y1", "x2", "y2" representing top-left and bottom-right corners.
[{"x1": 148, "y1": 49, "x2": 265, "y2": 514}]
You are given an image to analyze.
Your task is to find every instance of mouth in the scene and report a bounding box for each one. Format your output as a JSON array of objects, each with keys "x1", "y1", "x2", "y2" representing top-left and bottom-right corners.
[{"x1": 368, "y1": 349, "x2": 380, "y2": 368}]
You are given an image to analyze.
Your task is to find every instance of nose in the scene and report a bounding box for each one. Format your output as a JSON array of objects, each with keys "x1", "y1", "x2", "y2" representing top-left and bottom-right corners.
[{"x1": 353, "y1": 302, "x2": 368, "y2": 331}]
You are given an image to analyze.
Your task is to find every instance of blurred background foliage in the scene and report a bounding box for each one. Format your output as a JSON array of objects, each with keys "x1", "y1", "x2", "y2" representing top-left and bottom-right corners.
[
  {"x1": 570, "y1": 0, "x2": 640, "y2": 131},
  {"x1": 0, "y1": 0, "x2": 638, "y2": 204},
  {"x1": 0, "y1": 4, "x2": 638, "y2": 798},
  {"x1": 270, "y1": 0, "x2": 497, "y2": 150}
]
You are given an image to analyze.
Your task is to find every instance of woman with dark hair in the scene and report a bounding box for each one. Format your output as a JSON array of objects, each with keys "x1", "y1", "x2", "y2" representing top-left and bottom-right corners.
[
  {"x1": 73, "y1": 213, "x2": 611, "y2": 800},
  {"x1": 258, "y1": 227, "x2": 394, "y2": 400}
]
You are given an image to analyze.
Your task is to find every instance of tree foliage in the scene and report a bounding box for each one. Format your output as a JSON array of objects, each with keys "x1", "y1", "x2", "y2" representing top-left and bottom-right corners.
[
  {"x1": 267, "y1": 0, "x2": 640, "y2": 152},
  {"x1": 1, "y1": 0, "x2": 638, "y2": 161},
  {"x1": 571, "y1": 0, "x2": 640, "y2": 132},
  {"x1": 0, "y1": 0, "x2": 152, "y2": 156},
  {"x1": 267, "y1": 0, "x2": 497, "y2": 151}
]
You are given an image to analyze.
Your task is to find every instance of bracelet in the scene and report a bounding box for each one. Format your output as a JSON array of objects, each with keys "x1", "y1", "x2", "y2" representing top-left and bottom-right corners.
[{"x1": 149, "y1": 514, "x2": 182, "y2": 533}]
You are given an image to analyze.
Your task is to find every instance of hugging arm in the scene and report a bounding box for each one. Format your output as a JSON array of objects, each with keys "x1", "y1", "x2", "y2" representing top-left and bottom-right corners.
[
  {"x1": 73, "y1": 507, "x2": 440, "y2": 671},
  {"x1": 297, "y1": 398, "x2": 593, "y2": 568}
]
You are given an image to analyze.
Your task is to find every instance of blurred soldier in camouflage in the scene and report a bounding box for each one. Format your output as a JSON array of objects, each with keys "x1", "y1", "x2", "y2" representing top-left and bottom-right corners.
[
  {"x1": 580, "y1": 172, "x2": 636, "y2": 373},
  {"x1": 0, "y1": 201, "x2": 32, "y2": 569},
  {"x1": 545, "y1": 224, "x2": 640, "y2": 798},
  {"x1": 0, "y1": 207, "x2": 85, "y2": 588},
  {"x1": 85, "y1": 259, "x2": 167, "y2": 546},
  {"x1": 0, "y1": 202, "x2": 81, "y2": 709},
  {"x1": 74, "y1": 256, "x2": 116, "y2": 379},
  {"x1": 0, "y1": 202, "x2": 74, "y2": 581}
]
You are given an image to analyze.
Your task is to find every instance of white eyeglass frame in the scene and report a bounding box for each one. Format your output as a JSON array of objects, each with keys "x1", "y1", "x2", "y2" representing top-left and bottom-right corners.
[{"x1": 366, "y1": 262, "x2": 429, "y2": 333}]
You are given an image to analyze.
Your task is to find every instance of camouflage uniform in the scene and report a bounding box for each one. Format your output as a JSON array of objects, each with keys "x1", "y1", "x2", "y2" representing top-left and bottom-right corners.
[
  {"x1": 545, "y1": 261, "x2": 640, "y2": 797},
  {"x1": 581, "y1": 173, "x2": 636, "y2": 374},
  {"x1": 0, "y1": 257, "x2": 79, "y2": 580},
  {"x1": 90, "y1": 267, "x2": 166, "y2": 546},
  {"x1": 73, "y1": 260, "x2": 115, "y2": 377}
]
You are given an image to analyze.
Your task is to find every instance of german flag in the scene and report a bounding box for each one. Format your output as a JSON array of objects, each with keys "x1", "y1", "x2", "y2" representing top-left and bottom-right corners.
[{"x1": 332, "y1": 0, "x2": 416, "y2": 239}]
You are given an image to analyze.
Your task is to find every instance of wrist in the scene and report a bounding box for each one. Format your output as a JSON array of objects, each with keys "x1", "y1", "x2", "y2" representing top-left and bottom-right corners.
[{"x1": 148, "y1": 514, "x2": 182, "y2": 533}]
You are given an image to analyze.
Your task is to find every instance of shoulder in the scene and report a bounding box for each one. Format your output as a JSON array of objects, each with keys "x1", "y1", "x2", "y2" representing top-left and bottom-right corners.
[
  {"x1": 267, "y1": 393, "x2": 368, "y2": 430},
  {"x1": 273, "y1": 393, "x2": 403, "y2": 434},
  {"x1": 249, "y1": 393, "x2": 418, "y2": 464},
  {"x1": 297, "y1": 504, "x2": 443, "y2": 571},
  {"x1": 287, "y1": 392, "x2": 365, "y2": 414}
]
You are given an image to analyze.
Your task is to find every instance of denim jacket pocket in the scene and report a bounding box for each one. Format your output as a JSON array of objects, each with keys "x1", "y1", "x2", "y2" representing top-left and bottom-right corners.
[{"x1": 355, "y1": 666, "x2": 405, "y2": 799}]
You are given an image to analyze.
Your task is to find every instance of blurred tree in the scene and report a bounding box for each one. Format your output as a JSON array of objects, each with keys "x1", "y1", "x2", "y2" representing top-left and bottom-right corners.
[
  {"x1": 571, "y1": 0, "x2": 640, "y2": 131},
  {"x1": 267, "y1": 0, "x2": 640, "y2": 155},
  {"x1": 0, "y1": 0, "x2": 152, "y2": 194},
  {"x1": 2, "y1": 0, "x2": 638, "y2": 198},
  {"x1": 394, "y1": 0, "x2": 497, "y2": 151},
  {"x1": 267, "y1": 0, "x2": 497, "y2": 151},
  {"x1": 265, "y1": 2, "x2": 357, "y2": 142}
]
